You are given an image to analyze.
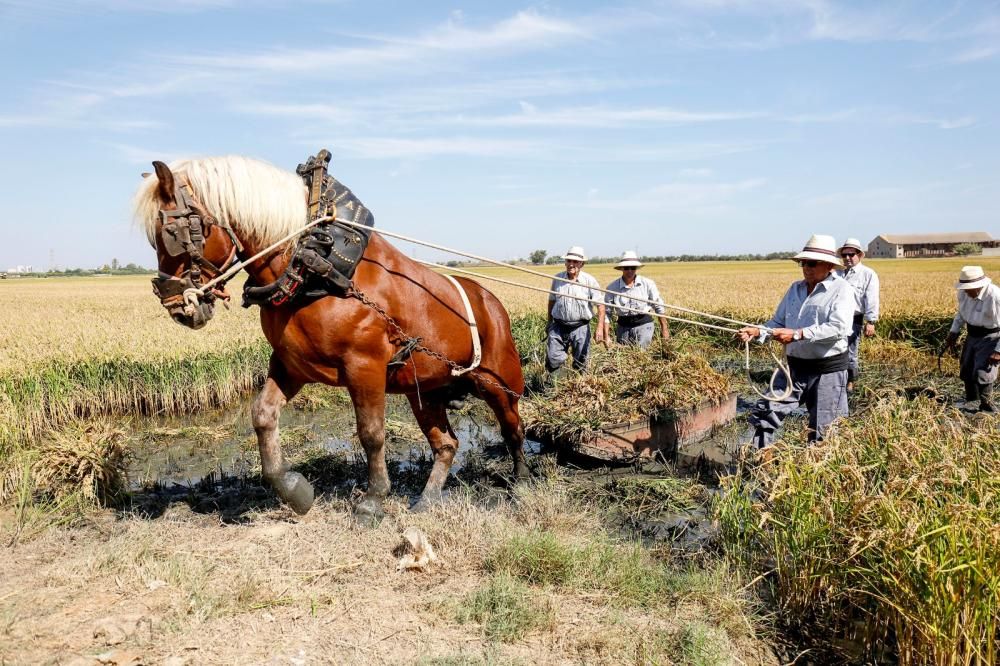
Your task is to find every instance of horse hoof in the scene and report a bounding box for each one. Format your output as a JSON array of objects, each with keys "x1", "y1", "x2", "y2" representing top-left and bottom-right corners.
[
  {"x1": 354, "y1": 497, "x2": 384, "y2": 527},
  {"x1": 514, "y1": 463, "x2": 531, "y2": 482},
  {"x1": 411, "y1": 489, "x2": 445, "y2": 513},
  {"x1": 276, "y1": 471, "x2": 314, "y2": 515}
]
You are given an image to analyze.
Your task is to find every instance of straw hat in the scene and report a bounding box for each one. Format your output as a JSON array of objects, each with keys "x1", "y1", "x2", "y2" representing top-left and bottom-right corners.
[
  {"x1": 839, "y1": 238, "x2": 864, "y2": 255},
  {"x1": 614, "y1": 250, "x2": 643, "y2": 269},
  {"x1": 562, "y1": 246, "x2": 586, "y2": 262},
  {"x1": 955, "y1": 265, "x2": 991, "y2": 290},
  {"x1": 793, "y1": 234, "x2": 843, "y2": 267}
]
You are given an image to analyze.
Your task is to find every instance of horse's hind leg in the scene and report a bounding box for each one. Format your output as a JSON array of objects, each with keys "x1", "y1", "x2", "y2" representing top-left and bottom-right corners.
[
  {"x1": 254, "y1": 356, "x2": 313, "y2": 514},
  {"x1": 347, "y1": 377, "x2": 391, "y2": 526},
  {"x1": 407, "y1": 393, "x2": 459, "y2": 510},
  {"x1": 480, "y1": 385, "x2": 531, "y2": 480}
]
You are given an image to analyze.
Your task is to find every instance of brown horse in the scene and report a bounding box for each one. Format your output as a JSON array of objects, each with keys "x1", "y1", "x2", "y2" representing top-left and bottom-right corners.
[{"x1": 134, "y1": 155, "x2": 529, "y2": 523}]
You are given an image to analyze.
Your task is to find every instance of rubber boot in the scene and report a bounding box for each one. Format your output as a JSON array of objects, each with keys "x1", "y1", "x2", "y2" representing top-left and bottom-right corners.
[{"x1": 979, "y1": 383, "x2": 996, "y2": 413}]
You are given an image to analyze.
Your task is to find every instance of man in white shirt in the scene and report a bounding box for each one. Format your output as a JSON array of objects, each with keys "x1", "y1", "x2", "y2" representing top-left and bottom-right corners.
[
  {"x1": 604, "y1": 250, "x2": 669, "y2": 348},
  {"x1": 836, "y1": 238, "x2": 880, "y2": 391},
  {"x1": 944, "y1": 266, "x2": 1000, "y2": 412},
  {"x1": 738, "y1": 234, "x2": 855, "y2": 448},
  {"x1": 546, "y1": 245, "x2": 606, "y2": 373}
]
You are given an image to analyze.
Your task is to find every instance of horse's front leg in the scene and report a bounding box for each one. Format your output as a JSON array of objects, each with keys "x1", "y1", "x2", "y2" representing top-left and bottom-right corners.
[
  {"x1": 253, "y1": 356, "x2": 312, "y2": 514},
  {"x1": 348, "y1": 374, "x2": 390, "y2": 526}
]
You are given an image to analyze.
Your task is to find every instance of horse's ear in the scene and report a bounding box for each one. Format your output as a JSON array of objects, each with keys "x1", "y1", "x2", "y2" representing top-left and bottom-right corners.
[
  {"x1": 141, "y1": 172, "x2": 151, "y2": 179},
  {"x1": 152, "y1": 161, "x2": 176, "y2": 205}
]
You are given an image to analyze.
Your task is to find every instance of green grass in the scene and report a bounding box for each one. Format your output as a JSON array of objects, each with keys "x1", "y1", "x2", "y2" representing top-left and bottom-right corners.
[
  {"x1": 0, "y1": 340, "x2": 271, "y2": 458},
  {"x1": 456, "y1": 573, "x2": 555, "y2": 643},
  {"x1": 487, "y1": 530, "x2": 676, "y2": 609}
]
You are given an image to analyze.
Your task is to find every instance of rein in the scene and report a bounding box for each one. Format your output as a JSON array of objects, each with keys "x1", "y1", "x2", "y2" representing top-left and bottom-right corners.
[
  {"x1": 331, "y1": 218, "x2": 794, "y2": 402},
  {"x1": 170, "y1": 208, "x2": 792, "y2": 402}
]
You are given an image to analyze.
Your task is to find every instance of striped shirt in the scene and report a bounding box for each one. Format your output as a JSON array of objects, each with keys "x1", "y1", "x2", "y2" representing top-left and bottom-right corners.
[
  {"x1": 761, "y1": 272, "x2": 855, "y2": 359},
  {"x1": 604, "y1": 276, "x2": 666, "y2": 318},
  {"x1": 549, "y1": 271, "x2": 602, "y2": 322},
  {"x1": 837, "y1": 263, "x2": 880, "y2": 322}
]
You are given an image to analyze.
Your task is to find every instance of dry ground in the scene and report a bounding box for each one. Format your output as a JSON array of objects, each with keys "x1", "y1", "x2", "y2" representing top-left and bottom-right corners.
[{"x1": 1, "y1": 481, "x2": 776, "y2": 666}]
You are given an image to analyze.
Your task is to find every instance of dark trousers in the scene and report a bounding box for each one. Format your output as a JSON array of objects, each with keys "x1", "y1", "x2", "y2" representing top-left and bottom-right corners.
[{"x1": 747, "y1": 362, "x2": 849, "y2": 448}]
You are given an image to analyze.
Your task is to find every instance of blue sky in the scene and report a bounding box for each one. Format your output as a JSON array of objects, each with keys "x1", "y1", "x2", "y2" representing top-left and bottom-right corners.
[{"x1": 1, "y1": 0, "x2": 998, "y2": 269}]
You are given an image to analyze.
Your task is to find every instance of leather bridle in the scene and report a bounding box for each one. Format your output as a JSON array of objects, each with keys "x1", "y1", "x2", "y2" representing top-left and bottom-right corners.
[{"x1": 151, "y1": 179, "x2": 243, "y2": 325}]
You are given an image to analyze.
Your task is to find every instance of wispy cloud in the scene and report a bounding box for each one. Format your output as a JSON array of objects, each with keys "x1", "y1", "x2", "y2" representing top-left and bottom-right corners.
[
  {"x1": 322, "y1": 136, "x2": 546, "y2": 160},
  {"x1": 172, "y1": 10, "x2": 593, "y2": 76},
  {"x1": 450, "y1": 103, "x2": 762, "y2": 128},
  {"x1": 578, "y1": 177, "x2": 767, "y2": 212},
  {"x1": 951, "y1": 44, "x2": 1000, "y2": 63}
]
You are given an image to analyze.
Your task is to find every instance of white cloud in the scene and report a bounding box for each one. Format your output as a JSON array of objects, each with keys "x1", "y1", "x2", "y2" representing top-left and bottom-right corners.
[
  {"x1": 172, "y1": 10, "x2": 593, "y2": 76},
  {"x1": 450, "y1": 105, "x2": 763, "y2": 128},
  {"x1": 579, "y1": 178, "x2": 766, "y2": 212},
  {"x1": 951, "y1": 45, "x2": 1000, "y2": 63},
  {"x1": 324, "y1": 136, "x2": 545, "y2": 160}
]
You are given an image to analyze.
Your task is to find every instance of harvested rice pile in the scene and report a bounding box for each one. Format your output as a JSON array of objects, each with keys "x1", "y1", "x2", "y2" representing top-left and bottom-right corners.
[{"x1": 521, "y1": 345, "x2": 730, "y2": 442}]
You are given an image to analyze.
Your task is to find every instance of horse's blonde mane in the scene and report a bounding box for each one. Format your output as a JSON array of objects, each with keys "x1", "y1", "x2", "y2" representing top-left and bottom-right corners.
[{"x1": 133, "y1": 155, "x2": 308, "y2": 247}]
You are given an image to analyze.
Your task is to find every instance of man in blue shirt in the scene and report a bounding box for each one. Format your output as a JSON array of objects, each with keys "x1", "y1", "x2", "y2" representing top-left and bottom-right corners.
[{"x1": 738, "y1": 234, "x2": 855, "y2": 448}]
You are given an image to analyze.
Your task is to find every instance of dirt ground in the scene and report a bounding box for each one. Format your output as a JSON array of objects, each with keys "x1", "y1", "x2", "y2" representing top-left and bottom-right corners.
[{"x1": 0, "y1": 483, "x2": 779, "y2": 666}]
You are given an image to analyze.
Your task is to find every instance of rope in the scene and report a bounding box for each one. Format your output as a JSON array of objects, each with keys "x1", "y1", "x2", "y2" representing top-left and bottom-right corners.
[
  {"x1": 189, "y1": 214, "x2": 336, "y2": 297},
  {"x1": 332, "y1": 218, "x2": 765, "y2": 330},
  {"x1": 417, "y1": 258, "x2": 792, "y2": 402},
  {"x1": 183, "y1": 211, "x2": 792, "y2": 402}
]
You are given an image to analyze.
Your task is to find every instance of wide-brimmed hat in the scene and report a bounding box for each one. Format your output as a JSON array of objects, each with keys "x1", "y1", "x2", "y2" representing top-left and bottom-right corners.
[
  {"x1": 562, "y1": 246, "x2": 586, "y2": 262},
  {"x1": 793, "y1": 234, "x2": 843, "y2": 267},
  {"x1": 615, "y1": 250, "x2": 643, "y2": 269},
  {"x1": 956, "y1": 265, "x2": 992, "y2": 290},
  {"x1": 839, "y1": 238, "x2": 864, "y2": 255}
]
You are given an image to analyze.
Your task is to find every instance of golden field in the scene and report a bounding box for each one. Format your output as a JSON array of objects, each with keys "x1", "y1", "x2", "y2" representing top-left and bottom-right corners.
[
  {"x1": 0, "y1": 255, "x2": 988, "y2": 452},
  {"x1": 2, "y1": 255, "x2": 990, "y2": 372}
]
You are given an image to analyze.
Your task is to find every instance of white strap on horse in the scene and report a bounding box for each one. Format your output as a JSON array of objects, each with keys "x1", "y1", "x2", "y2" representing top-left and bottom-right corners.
[{"x1": 442, "y1": 274, "x2": 482, "y2": 376}]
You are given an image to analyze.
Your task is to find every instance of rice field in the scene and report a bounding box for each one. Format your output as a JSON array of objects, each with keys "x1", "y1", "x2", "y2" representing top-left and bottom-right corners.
[
  {"x1": 2, "y1": 255, "x2": 998, "y2": 663},
  {"x1": 0, "y1": 257, "x2": 988, "y2": 453}
]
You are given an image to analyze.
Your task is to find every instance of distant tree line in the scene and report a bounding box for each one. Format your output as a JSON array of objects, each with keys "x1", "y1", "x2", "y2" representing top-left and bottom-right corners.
[
  {"x1": 441, "y1": 251, "x2": 798, "y2": 268},
  {"x1": 535, "y1": 251, "x2": 797, "y2": 265},
  {"x1": 3, "y1": 261, "x2": 154, "y2": 278}
]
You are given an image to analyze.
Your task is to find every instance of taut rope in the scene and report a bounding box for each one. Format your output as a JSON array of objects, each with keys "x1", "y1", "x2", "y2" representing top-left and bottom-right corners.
[{"x1": 185, "y1": 214, "x2": 792, "y2": 401}]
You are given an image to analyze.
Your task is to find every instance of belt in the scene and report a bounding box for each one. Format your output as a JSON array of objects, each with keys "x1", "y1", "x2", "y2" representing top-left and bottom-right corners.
[
  {"x1": 553, "y1": 319, "x2": 589, "y2": 329},
  {"x1": 617, "y1": 313, "x2": 653, "y2": 327},
  {"x1": 787, "y1": 351, "x2": 849, "y2": 375},
  {"x1": 967, "y1": 323, "x2": 1000, "y2": 337}
]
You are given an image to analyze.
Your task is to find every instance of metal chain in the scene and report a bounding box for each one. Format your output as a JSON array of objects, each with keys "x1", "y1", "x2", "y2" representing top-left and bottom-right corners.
[{"x1": 347, "y1": 285, "x2": 524, "y2": 400}]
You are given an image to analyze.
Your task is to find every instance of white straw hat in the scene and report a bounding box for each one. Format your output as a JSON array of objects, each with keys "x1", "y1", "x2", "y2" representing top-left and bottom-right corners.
[
  {"x1": 955, "y1": 265, "x2": 992, "y2": 290},
  {"x1": 839, "y1": 238, "x2": 864, "y2": 255},
  {"x1": 793, "y1": 234, "x2": 843, "y2": 267},
  {"x1": 614, "y1": 250, "x2": 643, "y2": 269},
  {"x1": 562, "y1": 246, "x2": 586, "y2": 262}
]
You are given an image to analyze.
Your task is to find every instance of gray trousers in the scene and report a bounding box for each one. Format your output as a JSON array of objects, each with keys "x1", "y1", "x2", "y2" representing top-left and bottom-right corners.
[
  {"x1": 847, "y1": 316, "x2": 863, "y2": 382},
  {"x1": 960, "y1": 333, "x2": 1000, "y2": 401},
  {"x1": 546, "y1": 321, "x2": 592, "y2": 372},
  {"x1": 747, "y1": 363, "x2": 849, "y2": 449},
  {"x1": 615, "y1": 321, "x2": 654, "y2": 347}
]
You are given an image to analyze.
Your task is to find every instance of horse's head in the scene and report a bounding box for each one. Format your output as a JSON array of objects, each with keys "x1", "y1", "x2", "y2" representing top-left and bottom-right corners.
[{"x1": 144, "y1": 161, "x2": 242, "y2": 329}]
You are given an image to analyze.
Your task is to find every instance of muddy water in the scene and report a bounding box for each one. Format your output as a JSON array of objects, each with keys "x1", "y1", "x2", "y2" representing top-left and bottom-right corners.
[
  {"x1": 126, "y1": 394, "x2": 541, "y2": 494},
  {"x1": 126, "y1": 391, "x2": 734, "y2": 554}
]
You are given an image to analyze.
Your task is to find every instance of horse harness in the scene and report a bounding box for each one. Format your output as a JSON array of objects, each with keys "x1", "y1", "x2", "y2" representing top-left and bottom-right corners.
[
  {"x1": 241, "y1": 149, "x2": 375, "y2": 308},
  {"x1": 151, "y1": 179, "x2": 243, "y2": 316},
  {"x1": 153, "y1": 149, "x2": 505, "y2": 395}
]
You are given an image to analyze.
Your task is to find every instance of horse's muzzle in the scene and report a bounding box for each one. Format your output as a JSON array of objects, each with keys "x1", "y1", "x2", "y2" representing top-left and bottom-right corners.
[
  {"x1": 169, "y1": 299, "x2": 215, "y2": 329},
  {"x1": 152, "y1": 273, "x2": 215, "y2": 329}
]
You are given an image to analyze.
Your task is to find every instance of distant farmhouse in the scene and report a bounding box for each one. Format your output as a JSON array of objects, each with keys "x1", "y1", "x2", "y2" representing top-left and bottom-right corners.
[{"x1": 867, "y1": 232, "x2": 999, "y2": 258}]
